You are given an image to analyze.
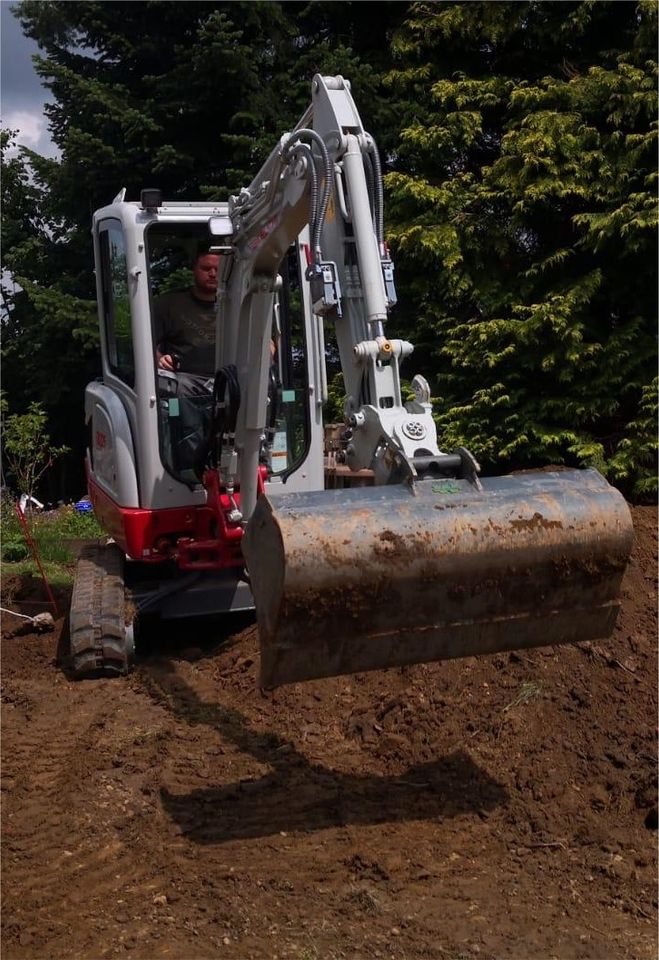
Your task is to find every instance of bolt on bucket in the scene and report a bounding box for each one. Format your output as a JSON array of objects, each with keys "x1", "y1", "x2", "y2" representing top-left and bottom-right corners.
[{"x1": 242, "y1": 469, "x2": 633, "y2": 688}]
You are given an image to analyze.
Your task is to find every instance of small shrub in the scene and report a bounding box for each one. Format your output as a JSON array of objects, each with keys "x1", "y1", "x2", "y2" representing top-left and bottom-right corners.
[
  {"x1": 1, "y1": 400, "x2": 69, "y2": 504},
  {"x1": 0, "y1": 488, "x2": 21, "y2": 540},
  {"x1": 2, "y1": 539, "x2": 29, "y2": 562}
]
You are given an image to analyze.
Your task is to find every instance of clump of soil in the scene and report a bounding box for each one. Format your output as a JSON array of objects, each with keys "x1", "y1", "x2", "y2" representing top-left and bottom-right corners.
[{"x1": 1, "y1": 505, "x2": 656, "y2": 960}]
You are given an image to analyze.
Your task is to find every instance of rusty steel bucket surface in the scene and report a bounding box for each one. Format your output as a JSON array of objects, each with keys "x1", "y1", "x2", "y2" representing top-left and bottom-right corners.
[{"x1": 242, "y1": 469, "x2": 633, "y2": 688}]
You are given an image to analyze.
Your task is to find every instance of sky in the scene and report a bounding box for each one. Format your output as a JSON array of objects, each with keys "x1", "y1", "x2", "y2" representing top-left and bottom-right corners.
[{"x1": 1, "y1": 0, "x2": 59, "y2": 158}]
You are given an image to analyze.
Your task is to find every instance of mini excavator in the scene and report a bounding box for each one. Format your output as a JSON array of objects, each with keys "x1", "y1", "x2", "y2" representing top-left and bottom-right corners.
[{"x1": 70, "y1": 75, "x2": 633, "y2": 686}]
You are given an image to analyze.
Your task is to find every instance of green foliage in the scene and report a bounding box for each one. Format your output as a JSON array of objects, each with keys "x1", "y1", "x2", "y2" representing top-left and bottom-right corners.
[
  {"x1": 1, "y1": 130, "x2": 99, "y2": 496},
  {"x1": 2, "y1": 540, "x2": 30, "y2": 563},
  {"x1": 608, "y1": 377, "x2": 658, "y2": 498},
  {"x1": 324, "y1": 371, "x2": 347, "y2": 424},
  {"x1": 0, "y1": 486, "x2": 19, "y2": 537},
  {"x1": 386, "y1": 1, "x2": 658, "y2": 496},
  {"x1": 2, "y1": 400, "x2": 69, "y2": 501},
  {"x1": 2, "y1": 1, "x2": 655, "y2": 502},
  {"x1": 1, "y1": 502, "x2": 104, "y2": 579},
  {"x1": 324, "y1": 372, "x2": 420, "y2": 426},
  {"x1": 2, "y1": 1, "x2": 406, "y2": 497},
  {"x1": 13, "y1": 1, "x2": 405, "y2": 209},
  {"x1": 159, "y1": 267, "x2": 194, "y2": 296},
  {"x1": 37, "y1": 505, "x2": 104, "y2": 539}
]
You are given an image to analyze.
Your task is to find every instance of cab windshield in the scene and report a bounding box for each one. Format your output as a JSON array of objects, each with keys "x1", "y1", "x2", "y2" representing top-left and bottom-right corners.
[{"x1": 145, "y1": 223, "x2": 310, "y2": 487}]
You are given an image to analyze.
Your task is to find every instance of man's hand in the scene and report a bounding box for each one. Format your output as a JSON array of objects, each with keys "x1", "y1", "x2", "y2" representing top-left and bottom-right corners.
[{"x1": 157, "y1": 348, "x2": 179, "y2": 371}]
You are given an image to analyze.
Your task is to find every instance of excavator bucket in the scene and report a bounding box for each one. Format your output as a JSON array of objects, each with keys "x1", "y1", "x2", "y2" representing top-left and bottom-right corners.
[{"x1": 243, "y1": 468, "x2": 633, "y2": 688}]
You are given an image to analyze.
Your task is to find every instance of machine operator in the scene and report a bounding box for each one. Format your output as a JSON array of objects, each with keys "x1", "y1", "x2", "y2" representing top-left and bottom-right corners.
[{"x1": 154, "y1": 248, "x2": 220, "y2": 376}]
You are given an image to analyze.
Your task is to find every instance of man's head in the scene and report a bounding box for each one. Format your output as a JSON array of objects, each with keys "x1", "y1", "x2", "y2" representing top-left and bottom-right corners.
[{"x1": 192, "y1": 251, "x2": 220, "y2": 301}]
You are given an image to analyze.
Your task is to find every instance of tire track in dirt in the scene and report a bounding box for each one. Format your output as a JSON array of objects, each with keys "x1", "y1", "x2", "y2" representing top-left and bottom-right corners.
[
  {"x1": 3, "y1": 677, "x2": 141, "y2": 939},
  {"x1": 2, "y1": 668, "x2": 172, "y2": 957}
]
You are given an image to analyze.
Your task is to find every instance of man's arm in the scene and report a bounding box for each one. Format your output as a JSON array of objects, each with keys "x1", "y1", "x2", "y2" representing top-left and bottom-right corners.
[{"x1": 153, "y1": 293, "x2": 185, "y2": 370}]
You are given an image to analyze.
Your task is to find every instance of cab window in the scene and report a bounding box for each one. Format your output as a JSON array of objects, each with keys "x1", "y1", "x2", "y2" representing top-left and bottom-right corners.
[
  {"x1": 146, "y1": 223, "x2": 216, "y2": 486},
  {"x1": 99, "y1": 220, "x2": 134, "y2": 388},
  {"x1": 144, "y1": 224, "x2": 311, "y2": 488}
]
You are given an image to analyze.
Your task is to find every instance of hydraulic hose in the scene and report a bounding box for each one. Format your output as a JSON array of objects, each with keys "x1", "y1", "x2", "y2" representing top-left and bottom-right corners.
[
  {"x1": 363, "y1": 150, "x2": 376, "y2": 233},
  {"x1": 193, "y1": 364, "x2": 241, "y2": 479},
  {"x1": 286, "y1": 128, "x2": 333, "y2": 259},
  {"x1": 366, "y1": 135, "x2": 384, "y2": 246},
  {"x1": 212, "y1": 364, "x2": 241, "y2": 437},
  {"x1": 267, "y1": 364, "x2": 280, "y2": 433},
  {"x1": 282, "y1": 139, "x2": 319, "y2": 260}
]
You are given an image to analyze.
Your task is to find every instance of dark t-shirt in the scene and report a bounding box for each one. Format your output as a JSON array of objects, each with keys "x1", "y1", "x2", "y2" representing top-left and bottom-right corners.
[{"x1": 153, "y1": 288, "x2": 216, "y2": 374}]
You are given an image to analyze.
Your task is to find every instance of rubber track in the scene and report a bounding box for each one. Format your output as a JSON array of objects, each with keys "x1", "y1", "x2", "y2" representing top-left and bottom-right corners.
[{"x1": 69, "y1": 543, "x2": 133, "y2": 679}]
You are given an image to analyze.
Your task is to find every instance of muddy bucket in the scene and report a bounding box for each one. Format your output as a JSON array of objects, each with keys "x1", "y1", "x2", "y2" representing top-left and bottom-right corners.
[{"x1": 242, "y1": 469, "x2": 633, "y2": 688}]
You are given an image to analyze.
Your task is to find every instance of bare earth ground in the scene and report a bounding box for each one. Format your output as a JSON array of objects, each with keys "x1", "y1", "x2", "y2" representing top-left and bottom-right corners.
[{"x1": 1, "y1": 505, "x2": 657, "y2": 960}]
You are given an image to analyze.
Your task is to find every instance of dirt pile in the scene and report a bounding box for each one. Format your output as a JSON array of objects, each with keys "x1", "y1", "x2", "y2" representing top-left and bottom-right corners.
[{"x1": 1, "y1": 505, "x2": 657, "y2": 959}]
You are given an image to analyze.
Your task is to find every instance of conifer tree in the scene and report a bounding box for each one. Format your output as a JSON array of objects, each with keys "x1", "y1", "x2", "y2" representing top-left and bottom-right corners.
[
  {"x1": 2, "y1": 0, "x2": 406, "y2": 496},
  {"x1": 386, "y1": 1, "x2": 657, "y2": 495},
  {"x1": 1, "y1": 129, "x2": 99, "y2": 499}
]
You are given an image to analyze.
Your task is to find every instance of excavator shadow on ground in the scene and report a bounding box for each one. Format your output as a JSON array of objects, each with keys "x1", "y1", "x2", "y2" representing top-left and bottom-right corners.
[{"x1": 137, "y1": 655, "x2": 509, "y2": 845}]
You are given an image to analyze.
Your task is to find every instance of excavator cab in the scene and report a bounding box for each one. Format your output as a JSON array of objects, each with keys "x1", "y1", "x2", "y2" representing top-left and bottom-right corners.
[{"x1": 87, "y1": 204, "x2": 323, "y2": 531}]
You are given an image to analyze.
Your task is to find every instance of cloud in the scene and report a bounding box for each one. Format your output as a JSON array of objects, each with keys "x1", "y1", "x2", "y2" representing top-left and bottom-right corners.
[
  {"x1": 4, "y1": 109, "x2": 44, "y2": 147},
  {"x1": 3, "y1": 107, "x2": 60, "y2": 160}
]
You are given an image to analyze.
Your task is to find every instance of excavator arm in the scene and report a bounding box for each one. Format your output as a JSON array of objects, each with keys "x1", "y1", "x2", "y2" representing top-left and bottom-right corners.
[
  {"x1": 213, "y1": 75, "x2": 633, "y2": 688},
  {"x1": 216, "y1": 75, "x2": 459, "y2": 514}
]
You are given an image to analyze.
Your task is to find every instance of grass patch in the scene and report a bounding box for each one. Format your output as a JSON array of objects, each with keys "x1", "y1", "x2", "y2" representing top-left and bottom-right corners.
[
  {"x1": 3, "y1": 560, "x2": 77, "y2": 591},
  {"x1": 503, "y1": 680, "x2": 542, "y2": 712},
  {"x1": 3, "y1": 502, "x2": 104, "y2": 542},
  {"x1": 2, "y1": 501, "x2": 105, "y2": 587}
]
